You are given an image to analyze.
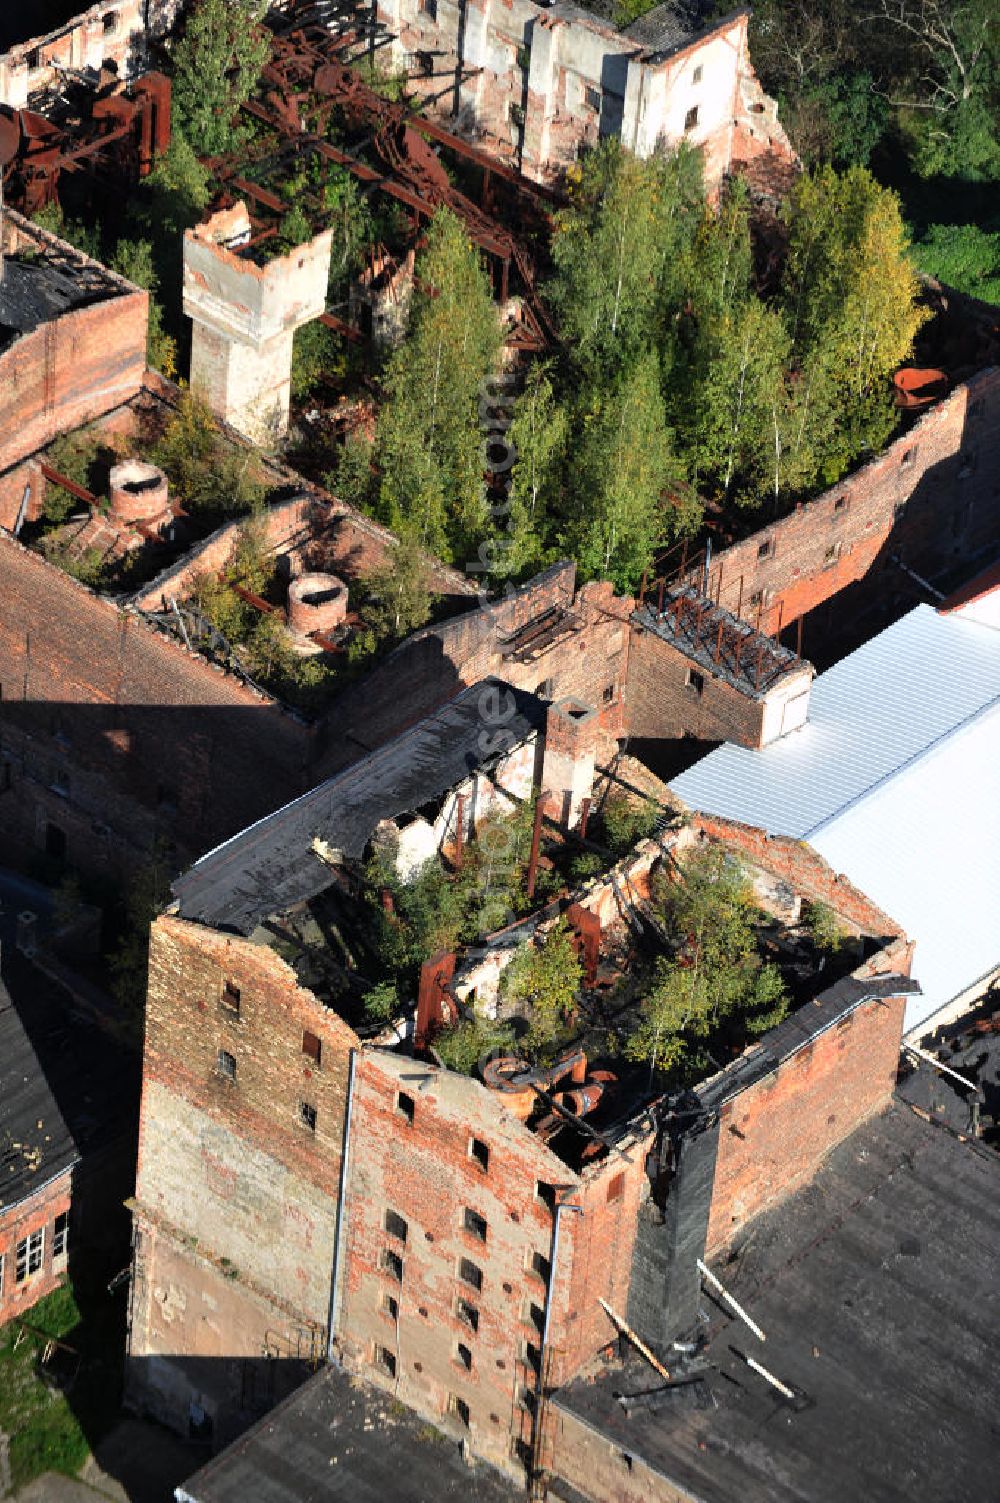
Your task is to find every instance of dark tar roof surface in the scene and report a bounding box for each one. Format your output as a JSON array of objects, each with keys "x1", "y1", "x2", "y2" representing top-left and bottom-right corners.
[
  {"x1": 177, "y1": 1363, "x2": 519, "y2": 1503},
  {"x1": 0, "y1": 972, "x2": 78, "y2": 1211},
  {"x1": 0, "y1": 256, "x2": 118, "y2": 352},
  {"x1": 173, "y1": 679, "x2": 546, "y2": 934},
  {"x1": 555, "y1": 1102, "x2": 1000, "y2": 1503}
]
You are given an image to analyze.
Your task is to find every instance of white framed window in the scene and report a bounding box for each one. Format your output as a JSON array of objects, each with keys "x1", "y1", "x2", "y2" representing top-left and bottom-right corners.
[
  {"x1": 53, "y1": 1212, "x2": 69, "y2": 1262},
  {"x1": 16, "y1": 1228, "x2": 44, "y2": 1283}
]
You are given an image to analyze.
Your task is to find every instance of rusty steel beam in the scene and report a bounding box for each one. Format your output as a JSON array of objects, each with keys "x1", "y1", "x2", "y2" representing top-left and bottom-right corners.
[
  {"x1": 40, "y1": 464, "x2": 96, "y2": 507},
  {"x1": 526, "y1": 794, "x2": 548, "y2": 902}
]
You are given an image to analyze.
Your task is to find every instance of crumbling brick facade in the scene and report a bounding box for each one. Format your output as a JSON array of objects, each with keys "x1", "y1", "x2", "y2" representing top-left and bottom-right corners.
[
  {"x1": 0, "y1": 0, "x2": 182, "y2": 109},
  {"x1": 127, "y1": 916, "x2": 360, "y2": 1441},
  {"x1": 685, "y1": 368, "x2": 1000, "y2": 649},
  {"x1": 377, "y1": 1, "x2": 793, "y2": 191}
]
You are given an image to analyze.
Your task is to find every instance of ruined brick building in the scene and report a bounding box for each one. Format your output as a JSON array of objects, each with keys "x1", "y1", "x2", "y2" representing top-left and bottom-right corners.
[
  {"x1": 374, "y1": 0, "x2": 795, "y2": 192},
  {"x1": 124, "y1": 664, "x2": 916, "y2": 1481},
  {"x1": 0, "y1": 0, "x2": 183, "y2": 110}
]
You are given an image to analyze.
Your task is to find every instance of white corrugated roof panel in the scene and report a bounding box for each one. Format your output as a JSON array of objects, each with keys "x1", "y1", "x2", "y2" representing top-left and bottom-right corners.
[{"x1": 672, "y1": 604, "x2": 1000, "y2": 1029}]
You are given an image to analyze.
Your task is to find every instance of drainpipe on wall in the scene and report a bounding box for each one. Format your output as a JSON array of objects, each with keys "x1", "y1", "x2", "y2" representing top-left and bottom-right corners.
[
  {"x1": 531, "y1": 1199, "x2": 582, "y2": 1494},
  {"x1": 326, "y1": 1046, "x2": 357, "y2": 1362}
]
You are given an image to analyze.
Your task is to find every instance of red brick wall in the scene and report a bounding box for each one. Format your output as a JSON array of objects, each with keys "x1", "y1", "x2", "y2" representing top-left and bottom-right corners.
[
  {"x1": 704, "y1": 989, "x2": 907, "y2": 1256},
  {"x1": 691, "y1": 369, "x2": 1000, "y2": 638},
  {"x1": 626, "y1": 623, "x2": 769, "y2": 749},
  {"x1": 0, "y1": 534, "x2": 314, "y2": 876},
  {"x1": 0, "y1": 286, "x2": 148, "y2": 478},
  {"x1": 0, "y1": 1170, "x2": 73, "y2": 1327},
  {"x1": 690, "y1": 813, "x2": 908, "y2": 938}
]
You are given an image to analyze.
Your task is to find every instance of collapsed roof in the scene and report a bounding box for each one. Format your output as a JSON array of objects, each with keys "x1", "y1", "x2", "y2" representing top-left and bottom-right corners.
[{"x1": 172, "y1": 680, "x2": 546, "y2": 933}]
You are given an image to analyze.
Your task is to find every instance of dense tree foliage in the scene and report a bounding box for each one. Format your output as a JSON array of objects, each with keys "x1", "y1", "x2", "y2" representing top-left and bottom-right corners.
[
  {"x1": 170, "y1": 0, "x2": 271, "y2": 157},
  {"x1": 627, "y1": 847, "x2": 788, "y2": 1076},
  {"x1": 373, "y1": 210, "x2": 502, "y2": 563}
]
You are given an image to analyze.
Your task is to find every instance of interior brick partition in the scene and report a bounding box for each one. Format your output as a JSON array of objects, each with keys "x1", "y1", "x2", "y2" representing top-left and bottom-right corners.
[{"x1": 694, "y1": 367, "x2": 1000, "y2": 639}]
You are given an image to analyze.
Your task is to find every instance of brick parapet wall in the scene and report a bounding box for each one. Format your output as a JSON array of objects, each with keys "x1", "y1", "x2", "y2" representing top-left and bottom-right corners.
[
  {"x1": 0, "y1": 1169, "x2": 74, "y2": 1327},
  {"x1": 693, "y1": 368, "x2": 1000, "y2": 636},
  {"x1": 702, "y1": 987, "x2": 908, "y2": 1256},
  {"x1": 689, "y1": 812, "x2": 910, "y2": 939}
]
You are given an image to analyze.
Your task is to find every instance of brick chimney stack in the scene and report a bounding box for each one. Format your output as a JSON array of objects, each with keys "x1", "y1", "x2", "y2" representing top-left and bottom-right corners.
[{"x1": 541, "y1": 698, "x2": 598, "y2": 829}]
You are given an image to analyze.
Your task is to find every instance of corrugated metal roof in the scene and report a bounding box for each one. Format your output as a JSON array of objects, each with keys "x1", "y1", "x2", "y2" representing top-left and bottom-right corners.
[{"x1": 672, "y1": 604, "x2": 1000, "y2": 1029}]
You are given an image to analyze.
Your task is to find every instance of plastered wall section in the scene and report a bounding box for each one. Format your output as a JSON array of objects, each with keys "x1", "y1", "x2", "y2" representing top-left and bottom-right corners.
[{"x1": 135, "y1": 916, "x2": 360, "y2": 1326}]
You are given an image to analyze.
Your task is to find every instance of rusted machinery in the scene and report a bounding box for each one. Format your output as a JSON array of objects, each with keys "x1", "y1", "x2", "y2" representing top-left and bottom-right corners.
[
  {"x1": 225, "y1": 17, "x2": 558, "y2": 350},
  {"x1": 480, "y1": 1048, "x2": 617, "y2": 1146},
  {"x1": 0, "y1": 70, "x2": 170, "y2": 216}
]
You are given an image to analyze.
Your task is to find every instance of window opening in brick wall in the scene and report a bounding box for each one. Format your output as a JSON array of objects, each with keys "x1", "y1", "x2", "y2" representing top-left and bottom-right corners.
[
  {"x1": 900, "y1": 447, "x2": 915, "y2": 468},
  {"x1": 834, "y1": 494, "x2": 848, "y2": 512},
  {"x1": 526, "y1": 1301, "x2": 545, "y2": 1336},
  {"x1": 381, "y1": 1249, "x2": 404, "y2": 1282},
  {"x1": 16, "y1": 1228, "x2": 43, "y2": 1283},
  {"x1": 53, "y1": 1212, "x2": 69, "y2": 1261},
  {"x1": 529, "y1": 1250, "x2": 551, "y2": 1283},
  {"x1": 459, "y1": 1257, "x2": 483, "y2": 1292},
  {"x1": 418, "y1": 0, "x2": 437, "y2": 17},
  {"x1": 535, "y1": 1181, "x2": 556, "y2": 1210},
  {"x1": 217, "y1": 1049, "x2": 237, "y2": 1082},
  {"x1": 684, "y1": 105, "x2": 699, "y2": 131},
  {"x1": 375, "y1": 1344, "x2": 397, "y2": 1377},
  {"x1": 299, "y1": 1101, "x2": 317, "y2": 1132},
  {"x1": 456, "y1": 1297, "x2": 479, "y2": 1331},
  {"x1": 469, "y1": 1136, "x2": 489, "y2": 1172},
  {"x1": 523, "y1": 1339, "x2": 541, "y2": 1372},
  {"x1": 606, "y1": 1171, "x2": 625, "y2": 1203},
  {"x1": 463, "y1": 1208, "x2": 487, "y2": 1241},
  {"x1": 456, "y1": 1341, "x2": 473, "y2": 1371},
  {"x1": 516, "y1": 44, "x2": 530, "y2": 70},
  {"x1": 686, "y1": 668, "x2": 705, "y2": 695},
  {"x1": 692, "y1": 63, "x2": 703, "y2": 83},
  {"x1": 584, "y1": 85, "x2": 601, "y2": 112},
  {"x1": 510, "y1": 102, "x2": 525, "y2": 127},
  {"x1": 449, "y1": 1395, "x2": 470, "y2": 1427},
  {"x1": 603, "y1": 682, "x2": 615, "y2": 704},
  {"x1": 222, "y1": 980, "x2": 241, "y2": 1015},
  {"x1": 382, "y1": 1292, "x2": 399, "y2": 1321},
  {"x1": 758, "y1": 538, "x2": 773, "y2": 559},
  {"x1": 385, "y1": 1209, "x2": 408, "y2": 1243},
  {"x1": 396, "y1": 1091, "x2": 415, "y2": 1123},
  {"x1": 45, "y1": 822, "x2": 67, "y2": 861},
  {"x1": 103, "y1": 11, "x2": 117, "y2": 33},
  {"x1": 518, "y1": 1384, "x2": 537, "y2": 1414},
  {"x1": 302, "y1": 1029, "x2": 321, "y2": 1066}
]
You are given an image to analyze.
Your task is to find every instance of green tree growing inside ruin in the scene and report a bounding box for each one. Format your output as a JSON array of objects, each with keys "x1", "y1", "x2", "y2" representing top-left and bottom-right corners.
[
  {"x1": 501, "y1": 918, "x2": 584, "y2": 1055},
  {"x1": 170, "y1": 0, "x2": 271, "y2": 157},
  {"x1": 627, "y1": 846, "x2": 787, "y2": 1075},
  {"x1": 360, "y1": 528, "x2": 437, "y2": 643},
  {"x1": 375, "y1": 209, "x2": 503, "y2": 562}
]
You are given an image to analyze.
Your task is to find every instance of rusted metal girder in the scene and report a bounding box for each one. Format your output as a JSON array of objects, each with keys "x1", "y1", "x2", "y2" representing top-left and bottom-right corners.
[
  {"x1": 231, "y1": 21, "x2": 558, "y2": 347},
  {"x1": 0, "y1": 72, "x2": 170, "y2": 215}
]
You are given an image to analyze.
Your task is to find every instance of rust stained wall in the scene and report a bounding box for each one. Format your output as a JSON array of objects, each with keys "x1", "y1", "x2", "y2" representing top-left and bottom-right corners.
[{"x1": 0, "y1": 1170, "x2": 73, "y2": 1328}]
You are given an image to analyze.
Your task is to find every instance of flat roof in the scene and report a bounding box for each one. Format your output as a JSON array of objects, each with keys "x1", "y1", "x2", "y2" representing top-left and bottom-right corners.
[
  {"x1": 0, "y1": 253, "x2": 124, "y2": 354},
  {"x1": 0, "y1": 970, "x2": 78, "y2": 1210},
  {"x1": 671, "y1": 603, "x2": 1000, "y2": 1028},
  {"x1": 555, "y1": 1102, "x2": 1000, "y2": 1503},
  {"x1": 173, "y1": 679, "x2": 546, "y2": 933},
  {"x1": 176, "y1": 1364, "x2": 518, "y2": 1503}
]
